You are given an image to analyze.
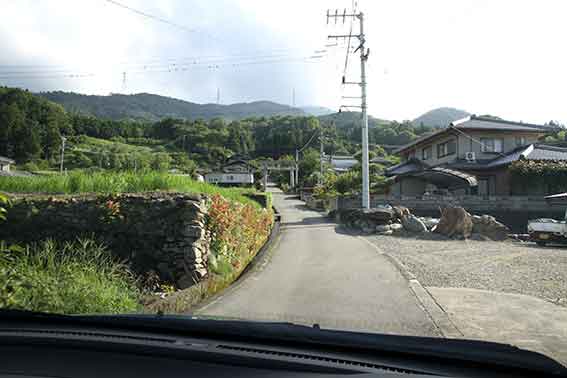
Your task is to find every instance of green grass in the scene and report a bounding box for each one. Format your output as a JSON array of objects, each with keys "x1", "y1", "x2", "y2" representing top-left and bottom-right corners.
[
  {"x1": 0, "y1": 239, "x2": 140, "y2": 314},
  {"x1": 71, "y1": 136, "x2": 159, "y2": 154},
  {"x1": 0, "y1": 171, "x2": 258, "y2": 206}
]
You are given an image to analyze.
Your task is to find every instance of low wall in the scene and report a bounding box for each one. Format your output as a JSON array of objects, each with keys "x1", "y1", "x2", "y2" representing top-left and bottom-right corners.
[
  {"x1": 336, "y1": 195, "x2": 567, "y2": 233},
  {"x1": 1, "y1": 192, "x2": 210, "y2": 289}
]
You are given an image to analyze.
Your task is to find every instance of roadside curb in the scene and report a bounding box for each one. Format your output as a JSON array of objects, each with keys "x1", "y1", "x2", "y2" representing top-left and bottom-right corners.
[
  {"x1": 358, "y1": 236, "x2": 463, "y2": 338},
  {"x1": 194, "y1": 206, "x2": 282, "y2": 313}
]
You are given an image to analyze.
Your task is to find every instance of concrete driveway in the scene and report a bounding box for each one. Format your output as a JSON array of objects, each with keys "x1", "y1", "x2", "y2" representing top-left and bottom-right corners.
[{"x1": 197, "y1": 187, "x2": 440, "y2": 337}]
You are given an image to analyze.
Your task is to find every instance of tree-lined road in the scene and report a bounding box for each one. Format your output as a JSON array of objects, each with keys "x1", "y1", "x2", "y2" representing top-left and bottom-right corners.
[{"x1": 198, "y1": 187, "x2": 439, "y2": 336}]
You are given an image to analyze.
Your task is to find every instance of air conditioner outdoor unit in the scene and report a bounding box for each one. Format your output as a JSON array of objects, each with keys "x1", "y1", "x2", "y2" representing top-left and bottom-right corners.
[{"x1": 465, "y1": 152, "x2": 476, "y2": 161}]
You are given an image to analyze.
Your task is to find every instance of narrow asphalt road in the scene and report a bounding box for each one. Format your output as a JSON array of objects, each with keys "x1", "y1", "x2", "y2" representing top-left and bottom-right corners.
[{"x1": 198, "y1": 187, "x2": 440, "y2": 337}]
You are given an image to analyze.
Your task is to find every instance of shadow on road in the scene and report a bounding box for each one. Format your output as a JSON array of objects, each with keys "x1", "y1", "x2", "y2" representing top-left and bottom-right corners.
[
  {"x1": 283, "y1": 196, "x2": 300, "y2": 200},
  {"x1": 282, "y1": 216, "x2": 334, "y2": 227}
]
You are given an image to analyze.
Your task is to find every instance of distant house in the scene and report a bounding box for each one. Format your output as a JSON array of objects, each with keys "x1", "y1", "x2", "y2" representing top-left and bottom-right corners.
[
  {"x1": 205, "y1": 156, "x2": 255, "y2": 186},
  {"x1": 0, "y1": 156, "x2": 15, "y2": 173},
  {"x1": 328, "y1": 155, "x2": 358, "y2": 173},
  {"x1": 385, "y1": 115, "x2": 566, "y2": 196}
]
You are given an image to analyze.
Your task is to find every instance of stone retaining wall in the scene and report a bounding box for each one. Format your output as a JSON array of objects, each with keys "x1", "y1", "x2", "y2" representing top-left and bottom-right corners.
[
  {"x1": 1, "y1": 192, "x2": 210, "y2": 289},
  {"x1": 335, "y1": 194, "x2": 567, "y2": 233}
]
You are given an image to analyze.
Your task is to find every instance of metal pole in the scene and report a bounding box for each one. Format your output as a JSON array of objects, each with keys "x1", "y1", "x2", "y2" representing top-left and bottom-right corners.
[
  {"x1": 295, "y1": 149, "x2": 299, "y2": 189},
  {"x1": 319, "y1": 136, "x2": 324, "y2": 185},
  {"x1": 59, "y1": 136, "x2": 66, "y2": 174},
  {"x1": 359, "y1": 12, "x2": 370, "y2": 209}
]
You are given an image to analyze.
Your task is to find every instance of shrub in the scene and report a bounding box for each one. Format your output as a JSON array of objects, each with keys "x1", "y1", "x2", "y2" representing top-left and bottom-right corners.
[
  {"x1": 0, "y1": 239, "x2": 140, "y2": 314},
  {"x1": 207, "y1": 194, "x2": 273, "y2": 283}
]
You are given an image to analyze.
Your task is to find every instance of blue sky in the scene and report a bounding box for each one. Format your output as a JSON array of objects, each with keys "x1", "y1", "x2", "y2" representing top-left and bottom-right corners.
[{"x1": 1, "y1": 0, "x2": 566, "y2": 124}]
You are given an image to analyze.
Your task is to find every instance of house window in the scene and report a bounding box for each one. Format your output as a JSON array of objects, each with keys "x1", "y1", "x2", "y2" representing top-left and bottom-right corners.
[
  {"x1": 481, "y1": 138, "x2": 504, "y2": 153},
  {"x1": 515, "y1": 136, "x2": 526, "y2": 147},
  {"x1": 422, "y1": 145, "x2": 432, "y2": 160},
  {"x1": 437, "y1": 140, "x2": 456, "y2": 158}
]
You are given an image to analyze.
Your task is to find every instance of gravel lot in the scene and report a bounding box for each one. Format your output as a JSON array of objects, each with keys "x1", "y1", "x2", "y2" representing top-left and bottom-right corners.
[{"x1": 366, "y1": 233, "x2": 567, "y2": 307}]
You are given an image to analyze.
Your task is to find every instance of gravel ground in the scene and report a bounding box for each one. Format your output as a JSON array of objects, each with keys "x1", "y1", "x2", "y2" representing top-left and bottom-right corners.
[{"x1": 366, "y1": 233, "x2": 567, "y2": 307}]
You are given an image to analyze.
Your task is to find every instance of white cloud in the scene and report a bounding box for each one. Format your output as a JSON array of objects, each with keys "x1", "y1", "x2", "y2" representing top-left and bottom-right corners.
[{"x1": 0, "y1": 0, "x2": 565, "y2": 123}]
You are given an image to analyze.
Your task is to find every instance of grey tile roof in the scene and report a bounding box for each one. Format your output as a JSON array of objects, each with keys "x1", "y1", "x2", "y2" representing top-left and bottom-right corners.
[
  {"x1": 451, "y1": 115, "x2": 553, "y2": 132},
  {"x1": 385, "y1": 159, "x2": 428, "y2": 176},
  {"x1": 0, "y1": 156, "x2": 15, "y2": 164},
  {"x1": 395, "y1": 115, "x2": 552, "y2": 154},
  {"x1": 448, "y1": 144, "x2": 567, "y2": 170}
]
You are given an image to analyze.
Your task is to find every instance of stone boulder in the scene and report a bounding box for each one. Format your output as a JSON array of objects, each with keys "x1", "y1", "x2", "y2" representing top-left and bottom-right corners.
[
  {"x1": 434, "y1": 207, "x2": 473, "y2": 239},
  {"x1": 471, "y1": 214, "x2": 510, "y2": 241},
  {"x1": 392, "y1": 206, "x2": 411, "y2": 219},
  {"x1": 401, "y1": 214, "x2": 428, "y2": 233},
  {"x1": 375, "y1": 224, "x2": 391, "y2": 233},
  {"x1": 389, "y1": 223, "x2": 403, "y2": 232},
  {"x1": 419, "y1": 217, "x2": 440, "y2": 230}
]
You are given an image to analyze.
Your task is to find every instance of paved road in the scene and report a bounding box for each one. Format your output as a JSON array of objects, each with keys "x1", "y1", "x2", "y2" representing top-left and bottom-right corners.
[{"x1": 198, "y1": 188, "x2": 440, "y2": 337}]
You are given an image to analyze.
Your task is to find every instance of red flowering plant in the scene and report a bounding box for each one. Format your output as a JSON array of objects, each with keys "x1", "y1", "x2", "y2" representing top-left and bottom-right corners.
[
  {"x1": 98, "y1": 198, "x2": 124, "y2": 224},
  {"x1": 206, "y1": 194, "x2": 273, "y2": 278}
]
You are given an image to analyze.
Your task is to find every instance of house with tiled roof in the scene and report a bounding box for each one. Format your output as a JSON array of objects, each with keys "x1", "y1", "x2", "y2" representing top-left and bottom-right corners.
[{"x1": 385, "y1": 115, "x2": 567, "y2": 196}]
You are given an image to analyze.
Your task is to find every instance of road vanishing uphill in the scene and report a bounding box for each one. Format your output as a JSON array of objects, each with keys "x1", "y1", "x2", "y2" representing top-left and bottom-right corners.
[{"x1": 198, "y1": 187, "x2": 440, "y2": 337}]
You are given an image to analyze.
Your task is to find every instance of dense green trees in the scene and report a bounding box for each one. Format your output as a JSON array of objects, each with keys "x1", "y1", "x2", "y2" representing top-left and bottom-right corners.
[
  {"x1": 0, "y1": 87, "x2": 70, "y2": 163},
  {"x1": 1, "y1": 86, "x2": 429, "y2": 175}
]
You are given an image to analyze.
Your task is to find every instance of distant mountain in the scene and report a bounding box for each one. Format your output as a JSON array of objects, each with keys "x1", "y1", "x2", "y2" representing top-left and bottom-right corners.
[
  {"x1": 300, "y1": 106, "x2": 335, "y2": 116},
  {"x1": 412, "y1": 107, "x2": 470, "y2": 128},
  {"x1": 318, "y1": 111, "x2": 390, "y2": 129},
  {"x1": 38, "y1": 92, "x2": 305, "y2": 121}
]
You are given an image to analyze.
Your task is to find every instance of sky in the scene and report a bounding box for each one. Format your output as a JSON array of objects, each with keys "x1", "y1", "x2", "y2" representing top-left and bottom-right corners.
[{"x1": 1, "y1": 0, "x2": 566, "y2": 124}]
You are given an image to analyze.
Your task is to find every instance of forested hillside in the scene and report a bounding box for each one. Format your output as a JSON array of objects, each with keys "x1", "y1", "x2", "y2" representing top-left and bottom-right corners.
[
  {"x1": 39, "y1": 91, "x2": 305, "y2": 121},
  {"x1": 1, "y1": 87, "x2": 438, "y2": 181},
  {"x1": 319, "y1": 111, "x2": 434, "y2": 146}
]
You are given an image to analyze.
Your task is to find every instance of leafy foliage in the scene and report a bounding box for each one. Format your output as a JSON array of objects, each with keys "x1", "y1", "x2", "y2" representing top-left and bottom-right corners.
[
  {"x1": 0, "y1": 239, "x2": 140, "y2": 314},
  {"x1": 510, "y1": 160, "x2": 567, "y2": 193},
  {"x1": 0, "y1": 193, "x2": 9, "y2": 221},
  {"x1": 207, "y1": 194, "x2": 273, "y2": 280}
]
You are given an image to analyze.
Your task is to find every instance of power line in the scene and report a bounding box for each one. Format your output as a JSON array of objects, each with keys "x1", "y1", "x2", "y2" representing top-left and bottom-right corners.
[
  {"x1": 0, "y1": 54, "x2": 327, "y2": 81},
  {"x1": 103, "y1": 0, "x2": 197, "y2": 33},
  {"x1": 0, "y1": 51, "x2": 329, "y2": 77}
]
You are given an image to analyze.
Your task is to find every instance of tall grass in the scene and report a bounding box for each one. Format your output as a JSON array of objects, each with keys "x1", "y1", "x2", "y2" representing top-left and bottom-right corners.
[
  {"x1": 0, "y1": 171, "x2": 257, "y2": 206},
  {"x1": 0, "y1": 239, "x2": 140, "y2": 314}
]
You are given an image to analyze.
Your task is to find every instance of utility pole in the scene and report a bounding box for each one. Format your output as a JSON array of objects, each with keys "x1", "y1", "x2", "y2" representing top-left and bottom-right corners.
[
  {"x1": 292, "y1": 88, "x2": 296, "y2": 107},
  {"x1": 327, "y1": 8, "x2": 370, "y2": 209},
  {"x1": 319, "y1": 136, "x2": 324, "y2": 185},
  {"x1": 59, "y1": 136, "x2": 67, "y2": 174},
  {"x1": 216, "y1": 88, "x2": 220, "y2": 105},
  {"x1": 295, "y1": 148, "x2": 299, "y2": 190}
]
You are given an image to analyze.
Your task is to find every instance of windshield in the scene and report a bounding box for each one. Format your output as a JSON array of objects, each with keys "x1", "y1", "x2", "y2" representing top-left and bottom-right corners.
[{"x1": 1, "y1": 0, "x2": 566, "y2": 368}]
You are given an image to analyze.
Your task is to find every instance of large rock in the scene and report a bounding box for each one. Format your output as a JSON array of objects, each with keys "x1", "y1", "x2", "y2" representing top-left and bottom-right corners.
[
  {"x1": 375, "y1": 224, "x2": 391, "y2": 233},
  {"x1": 392, "y1": 206, "x2": 411, "y2": 220},
  {"x1": 471, "y1": 214, "x2": 510, "y2": 241},
  {"x1": 401, "y1": 214, "x2": 428, "y2": 233},
  {"x1": 389, "y1": 223, "x2": 403, "y2": 232},
  {"x1": 434, "y1": 207, "x2": 473, "y2": 239},
  {"x1": 419, "y1": 217, "x2": 440, "y2": 230}
]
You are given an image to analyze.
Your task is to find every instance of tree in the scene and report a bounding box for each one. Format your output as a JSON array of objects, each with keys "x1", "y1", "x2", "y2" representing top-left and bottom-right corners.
[
  {"x1": 172, "y1": 153, "x2": 197, "y2": 174},
  {"x1": 151, "y1": 153, "x2": 172, "y2": 171},
  {"x1": 298, "y1": 149, "x2": 320, "y2": 186},
  {"x1": 13, "y1": 121, "x2": 41, "y2": 162}
]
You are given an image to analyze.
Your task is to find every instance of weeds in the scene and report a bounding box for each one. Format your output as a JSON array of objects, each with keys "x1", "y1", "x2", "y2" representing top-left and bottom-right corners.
[
  {"x1": 0, "y1": 239, "x2": 140, "y2": 314},
  {"x1": 0, "y1": 171, "x2": 257, "y2": 206}
]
